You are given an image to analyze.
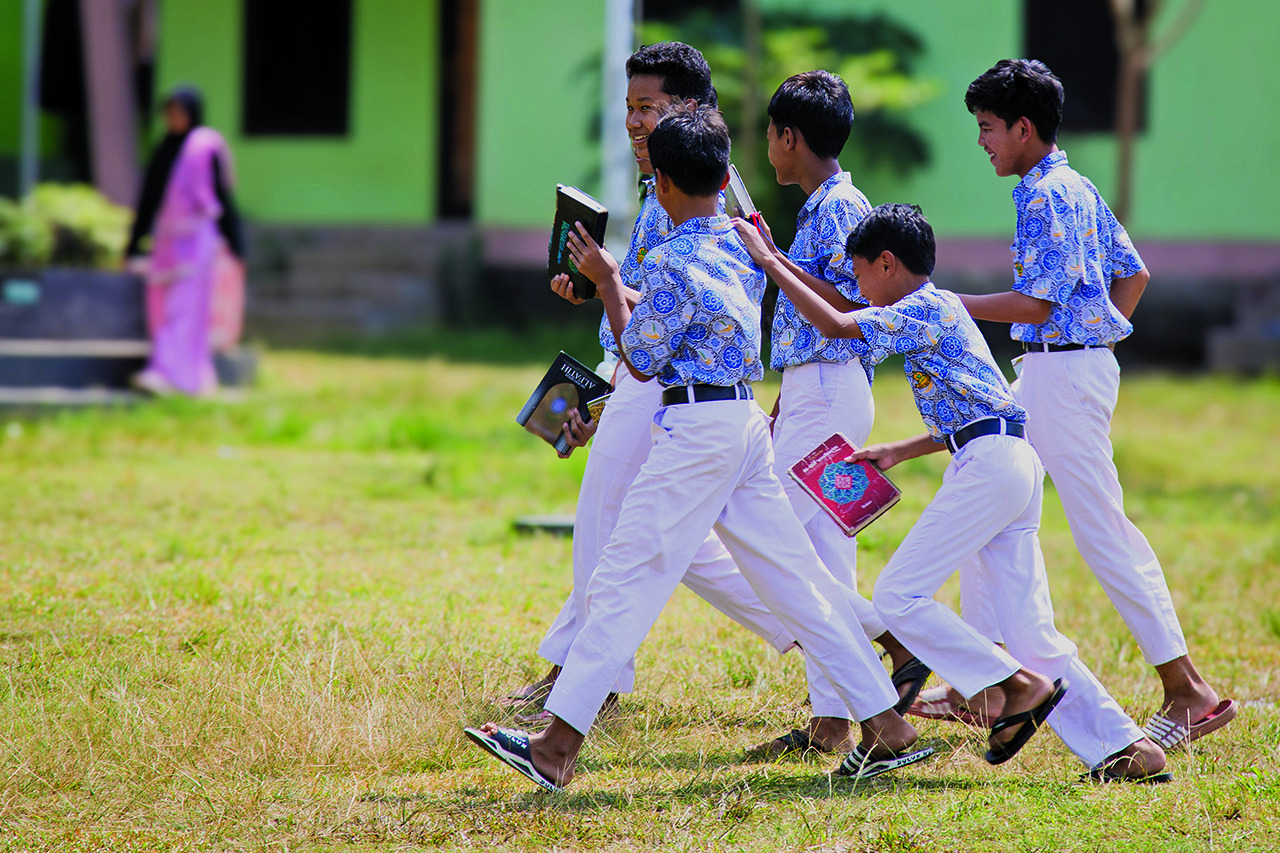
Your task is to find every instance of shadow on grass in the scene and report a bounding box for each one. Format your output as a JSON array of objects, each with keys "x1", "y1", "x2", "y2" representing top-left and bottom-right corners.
[{"x1": 415, "y1": 767, "x2": 999, "y2": 815}]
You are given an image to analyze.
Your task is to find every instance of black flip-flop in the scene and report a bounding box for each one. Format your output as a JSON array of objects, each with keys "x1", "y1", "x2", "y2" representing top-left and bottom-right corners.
[
  {"x1": 1082, "y1": 764, "x2": 1174, "y2": 785},
  {"x1": 984, "y1": 678, "x2": 1068, "y2": 765},
  {"x1": 890, "y1": 657, "x2": 932, "y2": 716},
  {"x1": 747, "y1": 727, "x2": 833, "y2": 759},
  {"x1": 834, "y1": 743, "x2": 936, "y2": 779},
  {"x1": 464, "y1": 726, "x2": 561, "y2": 792}
]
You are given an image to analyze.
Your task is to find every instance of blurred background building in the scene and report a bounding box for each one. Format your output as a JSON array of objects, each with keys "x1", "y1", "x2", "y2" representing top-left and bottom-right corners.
[{"x1": 2, "y1": 0, "x2": 1278, "y2": 366}]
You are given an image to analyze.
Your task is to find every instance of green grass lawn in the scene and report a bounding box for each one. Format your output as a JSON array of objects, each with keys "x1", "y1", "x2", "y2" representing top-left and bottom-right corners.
[{"x1": 1, "y1": 342, "x2": 1278, "y2": 852}]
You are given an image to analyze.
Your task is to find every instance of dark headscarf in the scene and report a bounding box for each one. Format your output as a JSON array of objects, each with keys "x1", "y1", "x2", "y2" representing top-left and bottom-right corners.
[{"x1": 125, "y1": 85, "x2": 244, "y2": 259}]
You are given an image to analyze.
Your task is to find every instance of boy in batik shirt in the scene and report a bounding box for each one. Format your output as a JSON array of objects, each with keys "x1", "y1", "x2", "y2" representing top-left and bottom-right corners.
[
  {"x1": 466, "y1": 108, "x2": 932, "y2": 792},
  {"x1": 509, "y1": 41, "x2": 795, "y2": 722},
  {"x1": 951, "y1": 58, "x2": 1234, "y2": 751},
  {"x1": 739, "y1": 201, "x2": 1171, "y2": 781},
  {"x1": 742, "y1": 70, "x2": 927, "y2": 758}
]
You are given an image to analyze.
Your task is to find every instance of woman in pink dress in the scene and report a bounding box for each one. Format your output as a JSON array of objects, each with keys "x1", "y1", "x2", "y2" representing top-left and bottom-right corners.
[{"x1": 126, "y1": 87, "x2": 244, "y2": 396}]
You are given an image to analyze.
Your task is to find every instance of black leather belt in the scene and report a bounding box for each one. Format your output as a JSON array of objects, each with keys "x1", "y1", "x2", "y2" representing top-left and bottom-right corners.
[
  {"x1": 1021, "y1": 341, "x2": 1113, "y2": 353},
  {"x1": 661, "y1": 383, "x2": 754, "y2": 406},
  {"x1": 945, "y1": 417, "x2": 1026, "y2": 454}
]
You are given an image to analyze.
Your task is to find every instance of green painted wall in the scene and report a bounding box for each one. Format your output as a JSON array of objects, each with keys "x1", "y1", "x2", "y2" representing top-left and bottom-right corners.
[
  {"x1": 763, "y1": 0, "x2": 1280, "y2": 240},
  {"x1": 156, "y1": 0, "x2": 436, "y2": 224},
  {"x1": 0, "y1": 0, "x2": 22, "y2": 160},
  {"x1": 472, "y1": 0, "x2": 603, "y2": 227}
]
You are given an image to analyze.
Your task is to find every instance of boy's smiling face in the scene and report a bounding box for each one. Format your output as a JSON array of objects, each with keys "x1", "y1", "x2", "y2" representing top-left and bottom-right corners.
[
  {"x1": 627, "y1": 74, "x2": 679, "y2": 176},
  {"x1": 975, "y1": 109, "x2": 1038, "y2": 179}
]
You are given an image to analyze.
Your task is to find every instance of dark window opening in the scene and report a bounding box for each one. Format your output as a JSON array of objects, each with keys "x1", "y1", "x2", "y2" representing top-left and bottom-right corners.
[
  {"x1": 643, "y1": 0, "x2": 737, "y2": 21},
  {"x1": 1024, "y1": 0, "x2": 1148, "y2": 134},
  {"x1": 437, "y1": 0, "x2": 477, "y2": 218},
  {"x1": 242, "y1": 0, "x2": 352, "y2": 136}
]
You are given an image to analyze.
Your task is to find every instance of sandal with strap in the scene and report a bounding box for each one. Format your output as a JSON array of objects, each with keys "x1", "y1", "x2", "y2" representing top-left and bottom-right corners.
[
  {"x1": 984, "y1": 678, "x2": 1067, "y2": 765},
  {"x1": 890, "y1": 656, "x2": 932, "y2": 716}
]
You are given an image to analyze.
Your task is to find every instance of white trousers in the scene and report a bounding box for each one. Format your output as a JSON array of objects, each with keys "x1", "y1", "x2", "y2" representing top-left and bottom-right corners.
[
  {"x1": 537, "y1": 371, "x2": 794, "y2": 694},
  {"x1": 773, "y1": 361, "x2": 885, "y2": 718},
  {"x1": 545, "y1": 400, "x2": 898, "y2": 735},
  {"x1": 873, "y1": 434, "x2": 1143, "y2": 766},
  {"x1": 961, "y1": 348, "x2": 1187, "y2": 666}
]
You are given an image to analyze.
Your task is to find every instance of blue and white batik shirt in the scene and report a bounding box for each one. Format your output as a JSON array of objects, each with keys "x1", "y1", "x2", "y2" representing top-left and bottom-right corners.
[
  {"x1": 621, "y1": 214, "x2": 767, "y2": 388},
  {"x1": 771, "y1": 172, "x2": 873, "y2": 373},
  {"x1": 1010, "y1": 151, "x2": 1146, "y2": 346},
  {"x1": 599, "y1": 179, "x2": 672, "y2": 354},
  {"x1": 852, "y1": 282, "x2": 1025, "y2": 441}
]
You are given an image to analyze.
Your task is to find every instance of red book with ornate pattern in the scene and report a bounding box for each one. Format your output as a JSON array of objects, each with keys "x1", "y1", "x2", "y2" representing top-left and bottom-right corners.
[{"x1": 788, "y1": 432, "x2": 901, "y2": 537}]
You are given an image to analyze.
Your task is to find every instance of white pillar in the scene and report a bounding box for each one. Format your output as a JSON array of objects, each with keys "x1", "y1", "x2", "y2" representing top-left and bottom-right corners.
[{"x1": 601, "y1": 0, "x2": 637, "y2": 248}]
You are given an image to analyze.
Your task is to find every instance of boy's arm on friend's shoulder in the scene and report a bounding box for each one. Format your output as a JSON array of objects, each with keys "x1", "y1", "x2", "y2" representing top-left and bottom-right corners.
[{"x1": 732, "y1": 217, "x2": 864, "y2": 339}]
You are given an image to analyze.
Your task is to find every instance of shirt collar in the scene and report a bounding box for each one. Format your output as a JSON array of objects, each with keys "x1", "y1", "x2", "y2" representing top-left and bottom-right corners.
[
  {"x1": 798, "y1": 171, "x2": 852, "y2": 224},
  {"x1": 1017, "y1": 150, "x2": 1068, "y2": 191},
  {"x1": 668, "y1": 213, "x2": 731, "y2": 239}
]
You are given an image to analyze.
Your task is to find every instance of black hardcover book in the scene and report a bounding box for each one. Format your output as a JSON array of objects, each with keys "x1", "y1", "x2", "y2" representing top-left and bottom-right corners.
[
  {"x1": 549, "y1": 184, "x2": 609, "y2": 300},
  {"x1": 516, "y1": 351, "x2": 613, "y2": 455}
]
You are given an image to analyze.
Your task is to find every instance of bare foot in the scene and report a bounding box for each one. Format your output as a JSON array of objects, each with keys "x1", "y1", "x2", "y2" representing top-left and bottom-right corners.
[
  {"x1": 1098, "y1": 737, "x2": 1167, "y2": 780},
  {"x1": 1154, "y1": 655, "x2": 1221, "y2": 729},
  {"x1": 858, "y1": 709, "x2": 920, "y2": 759},
  {"x1": 478, "y1": 718, "x2": 580, "y2": 788},
  {"x1": 987, "y1": 670, "x2": 1054, "y2": 752},
  {"x1": 961, "y1": 684, "x2": 1006, "y2": 727},
  {"x1": 750, "y1": 716, "x2": 854, "y2": 757}
]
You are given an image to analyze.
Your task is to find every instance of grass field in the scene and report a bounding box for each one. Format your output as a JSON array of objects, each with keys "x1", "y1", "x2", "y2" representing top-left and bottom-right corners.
[{"x1": 1, "y1": 338, "x2": 1278, "y2": 852}]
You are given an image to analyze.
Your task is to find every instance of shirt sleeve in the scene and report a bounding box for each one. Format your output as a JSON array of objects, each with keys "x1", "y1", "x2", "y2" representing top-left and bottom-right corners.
[
  {"x1": 1013, "y1": 182, "x2": 1083, "y2": 306},
  {"x1": 1105, "y1": 214, "x2": 1145, "y2": 280},
  {"x1": 850, "y1": 305, "x2": 926, "y2": 366},
  {"x1": 794, "y1": 197, "x2": 864, "y2": 303}
]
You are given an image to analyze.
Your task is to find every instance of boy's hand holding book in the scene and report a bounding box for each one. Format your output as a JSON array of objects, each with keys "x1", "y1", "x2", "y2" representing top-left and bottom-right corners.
[
  {"x1": 550, "y1": 272, "x2": 587, "y2": 306},
  {"x1": 566, "y1": 223, "x2": 622, "y2": 295},
  {"x1": 555, "y1": 408, "x2": 598, "y2": 459}
]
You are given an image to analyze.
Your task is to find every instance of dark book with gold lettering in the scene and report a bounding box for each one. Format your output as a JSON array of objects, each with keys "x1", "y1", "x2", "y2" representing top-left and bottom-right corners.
[
  {"x1": 549, "y1": 184, "x2": 609, "y2": 300},
  {"x1": 788, "y1": 432, "x2": 901, "y2": 536},
  {"x1": 517, "y1": 351, "x2": 613, "y2": 455}
]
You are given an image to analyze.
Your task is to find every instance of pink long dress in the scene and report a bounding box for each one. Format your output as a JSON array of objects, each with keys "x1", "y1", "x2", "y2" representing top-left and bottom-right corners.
[{"x1": 142, "y1": 127, "x2": 233, "y2": 395}]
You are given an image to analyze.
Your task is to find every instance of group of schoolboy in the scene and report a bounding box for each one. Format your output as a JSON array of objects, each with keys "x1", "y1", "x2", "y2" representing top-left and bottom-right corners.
[{"x1": 464, "y1": 44, "x2": 1236, "y2": 793}]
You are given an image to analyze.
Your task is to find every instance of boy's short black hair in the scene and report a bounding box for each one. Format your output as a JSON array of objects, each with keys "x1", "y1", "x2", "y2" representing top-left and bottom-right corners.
[
  {"x1": 767, "y1": 70, "x2": 853, "y2": 159},
  {"x1": 626, "y1": 42, "x2": 718, "y2": 107},
  {"x1": 647, "y1": 105, "x2": 731, "y2": 197},
  {"x1": 846, "y1": 203, "x2": 936, "y2": 277},
  {"x1": 964, "y1": 58, "x2": 1064, "y2": 144}
]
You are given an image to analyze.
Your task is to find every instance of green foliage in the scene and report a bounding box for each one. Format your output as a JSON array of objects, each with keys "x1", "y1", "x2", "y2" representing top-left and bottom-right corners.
[
  {"x1": 0, "y1": 197, "x2": 52, "y2": 267},
  {"x1": 640, "y1": 9, "x2": 941, "y2": 248},
  {"x1": 0, "y1": 184, "x2": 132, "y2": 269}
]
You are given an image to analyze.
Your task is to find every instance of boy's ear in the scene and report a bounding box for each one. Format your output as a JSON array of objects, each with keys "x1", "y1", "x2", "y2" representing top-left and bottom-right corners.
[
  {"x1": 782, "y1": 126, "x2": 798, "y2": 151},
  {"x1": 1016, "y1": 116, "x2": 1035, "y2": 143},
  {"x1": 880, "y1": 250, "x2": 895, "y2": 274},
  {"x1": 654, "y1": 168, "x2": 671, "y2": 195}
]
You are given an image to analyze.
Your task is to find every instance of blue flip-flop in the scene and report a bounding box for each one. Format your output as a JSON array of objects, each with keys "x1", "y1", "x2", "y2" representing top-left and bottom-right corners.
[
  {"x1": 984, "y1": 677, "x2": 1068, "y2": 765},
  {"x1": 464, "y1": 726, "x2": 561, "y2": 792},
  {"x1": 833, "y1": 743, "x2": 936, "y2": 779}
]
